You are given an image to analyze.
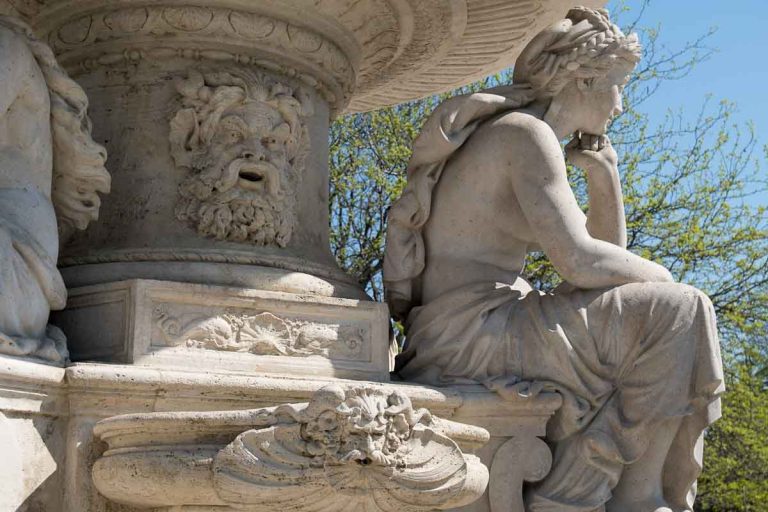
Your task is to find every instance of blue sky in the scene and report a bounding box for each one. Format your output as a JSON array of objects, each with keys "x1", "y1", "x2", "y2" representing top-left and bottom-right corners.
[{"x1": 617, "y1": 0, "x2": 767, "y2": 203}]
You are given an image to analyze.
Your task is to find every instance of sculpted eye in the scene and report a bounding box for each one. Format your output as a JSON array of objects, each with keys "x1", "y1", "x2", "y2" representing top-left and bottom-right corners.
[{"x1": 228, "y1": 130, "x2": 244, "y2": 143}]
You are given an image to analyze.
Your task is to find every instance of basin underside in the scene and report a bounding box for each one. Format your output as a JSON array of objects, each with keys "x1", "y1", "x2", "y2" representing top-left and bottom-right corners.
[{"x1": 15, "y1": 0, "x2": 605, "y2": 113}]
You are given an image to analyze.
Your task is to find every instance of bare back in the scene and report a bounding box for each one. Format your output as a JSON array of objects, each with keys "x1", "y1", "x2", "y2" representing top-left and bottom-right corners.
[
  {"x1": 421, "y1": 111, "x2": 548, "y2": 303},
  {"x1": 0, "y1": 27, "x2": 53, "y2": 193}
]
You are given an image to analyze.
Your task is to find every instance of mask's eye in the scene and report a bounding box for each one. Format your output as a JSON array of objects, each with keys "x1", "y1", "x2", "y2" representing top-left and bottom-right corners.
[
  {"x1": 218, "y1": 116, "x2": 248, "y2": 145},
  {"x1": 227, "y1": 130, "x2": 244, "y2": 143},
  {"x1": 262, "y1": 136, "x2": 284, "y2": 149}
]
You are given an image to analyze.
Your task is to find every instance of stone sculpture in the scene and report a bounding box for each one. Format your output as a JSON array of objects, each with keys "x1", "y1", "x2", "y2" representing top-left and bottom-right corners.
[
  {"x1": 92, "y1": 384, "x2": 490, "y2": 511},
  {"x1": 384, "y1": 7, "x2": 724, "y2": 512},
  {"x1": 214, "y1": 386, "x2": 488, "y2": 511},
  {"x1": 0, "y1": 15, "x2": 109, "y2": 362},
  {"x1": 171, "y1": 69, "x2": 313, "y2": 247}
]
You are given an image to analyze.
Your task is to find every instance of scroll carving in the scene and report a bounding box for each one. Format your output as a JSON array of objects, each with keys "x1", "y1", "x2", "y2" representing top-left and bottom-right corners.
[
  {"x1": 170, "y1": 69, "x2": 312, "y2": 247},
  {"x1": 153, "y1": 307, "x2": 364, "y2": 358}
]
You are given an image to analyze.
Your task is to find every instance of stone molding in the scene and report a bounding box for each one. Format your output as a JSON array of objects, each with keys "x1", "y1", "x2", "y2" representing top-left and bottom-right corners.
[
  {"x1": 91, "y1": 384, "x2": 491, "y2": 511},
  {"x1": 38, "y1": 4, "x2": 354, "y2": 111},
  {"x1": 0, "y1": 357, "x2": 66, "y2": 416},
  {"x1": 24, "y1": 1, "x2": 606, "y2": 113},
  {"x1": 58, "y1": 248, "x2": 362, "y2": 289},
  {"x1": 51, "y1": 279, "x2": 391, "y2": 381}
]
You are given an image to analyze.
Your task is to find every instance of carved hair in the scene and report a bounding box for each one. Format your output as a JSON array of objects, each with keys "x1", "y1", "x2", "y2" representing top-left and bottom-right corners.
[
  {"x1": 513, "y1": 7, "x2": 641, "y2": 97},
  {"x1": 0, "y1": 16, "x2": 110, "y2": 241},
  {"x1": 170, "y1": 69, "x2": 312, "y2": 171}
]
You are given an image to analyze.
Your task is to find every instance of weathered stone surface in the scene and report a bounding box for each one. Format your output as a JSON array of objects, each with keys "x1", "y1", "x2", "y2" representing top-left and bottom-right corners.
[
  {"x1": 0, "y1": 1, "x2": 602, "y2": 304},
  {"x1": 0, "y1": 356, "x2": 67, "y2": 511},
  {"x1": 384, "y1": 7, "x2": 725, "y2": 512}
]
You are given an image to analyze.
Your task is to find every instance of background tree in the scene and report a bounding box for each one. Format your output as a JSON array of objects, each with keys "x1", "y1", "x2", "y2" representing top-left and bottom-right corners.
[{"x1": 329, "y1": 5, "x2": 768, "y2": 509}]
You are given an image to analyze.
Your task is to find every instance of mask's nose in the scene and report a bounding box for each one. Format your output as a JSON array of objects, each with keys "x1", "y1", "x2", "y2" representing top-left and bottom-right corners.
[{"x1": 240, "y1": 144, "x2": 267, "y2": 161}]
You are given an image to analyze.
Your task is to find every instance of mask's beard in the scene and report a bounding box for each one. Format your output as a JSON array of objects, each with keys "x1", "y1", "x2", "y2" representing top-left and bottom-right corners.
[{"x1": 175, "y1": 157, "x2": 295, "y2": 246}]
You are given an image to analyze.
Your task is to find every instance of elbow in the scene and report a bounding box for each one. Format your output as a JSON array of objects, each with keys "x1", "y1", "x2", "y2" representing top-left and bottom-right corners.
[
  {"x1": 548, "y1": 246, "x2": 591, "y2": 286},
  {"x1": 547, "y1": 236, "x2": 605, "y2": 288}
]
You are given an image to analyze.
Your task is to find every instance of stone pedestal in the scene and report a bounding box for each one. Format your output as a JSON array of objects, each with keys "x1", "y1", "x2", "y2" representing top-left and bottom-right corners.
[
  {"x1": 51, "y1": 279, "x2": 390, "y2": 380},
  {"x1": 62, "y1": 363, "x2": 467, "y2": 512},
  {"x1": 452, "y1": 387, "x2": 562, "y2": 512}
]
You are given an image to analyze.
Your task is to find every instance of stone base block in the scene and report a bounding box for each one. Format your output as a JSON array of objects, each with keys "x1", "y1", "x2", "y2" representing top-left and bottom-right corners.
[
  {"x1": 51, "y1": 279, "x2": 390, "y2": 381},
  {"x1": 451, "y1": 385, "x2": 563, "y2": 512},
  {"x1": 0, "y1": 356, "x2": 67, "y2": 511}
]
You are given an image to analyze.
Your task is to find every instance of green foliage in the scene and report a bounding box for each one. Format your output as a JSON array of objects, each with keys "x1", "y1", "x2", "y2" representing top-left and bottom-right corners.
[
  {"x1": 328, "y1": 6, "x2": 768, "y2": 510},
  {"x1": 697, "y1": 351, "x2": 768, "y2": 511}
]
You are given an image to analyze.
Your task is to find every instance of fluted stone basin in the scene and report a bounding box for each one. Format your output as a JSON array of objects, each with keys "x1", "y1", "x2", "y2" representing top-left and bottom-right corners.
[{"x1": 12, "y1": 0, "x2": 604, "y2": 114}]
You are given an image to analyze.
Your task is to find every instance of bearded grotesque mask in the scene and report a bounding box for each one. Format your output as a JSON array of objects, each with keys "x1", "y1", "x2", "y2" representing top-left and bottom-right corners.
[{"x1": 169, "y1": 70, "x2": 312, "y2": 247}]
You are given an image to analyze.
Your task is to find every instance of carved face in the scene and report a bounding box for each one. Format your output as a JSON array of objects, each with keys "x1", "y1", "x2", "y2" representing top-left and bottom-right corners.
[
  {"x1": 568, "y1": 65, "x2": 630, "y2": 135},
  {"x1": 170, "y1": 70, "x2": 310, "y2": 246},
  {"x1": 205, "y1": 103, "x2": 293, "y2": 200}
]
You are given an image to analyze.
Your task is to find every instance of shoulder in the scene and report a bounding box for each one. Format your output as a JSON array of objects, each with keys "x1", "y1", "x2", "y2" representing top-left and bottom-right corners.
[
  {"x1": 477, "y1": 110, "x2": 561, "y2": 153},
  {"x1": 0, "y1": 24, "x2": 37, "y2": 74},
  {"x1": 490, "y1": 110, "x2": 558, "y2": 141},
  {"x1": 469, "y1": 110, "x2": 565, "y2": 177}
]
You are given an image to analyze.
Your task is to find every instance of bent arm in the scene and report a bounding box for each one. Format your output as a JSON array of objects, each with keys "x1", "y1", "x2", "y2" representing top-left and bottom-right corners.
[
  {"x1": 500, "y1": 121, "x2": 671, "y2": 289},
  {"x1": 565, "y1": 135, "x2": 627, "y2": 248},
  {"x1": 585, "y1": 163, "x2": 627, "y2": 248}
]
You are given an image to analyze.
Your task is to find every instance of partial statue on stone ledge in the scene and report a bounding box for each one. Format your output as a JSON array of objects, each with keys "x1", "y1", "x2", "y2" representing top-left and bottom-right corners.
[
  {"x1": 0, "y1": 15, "x2": 110, "y2": 362},
  {"x1": 384, "y1": 7, "x2": 724, "y2": 512}
]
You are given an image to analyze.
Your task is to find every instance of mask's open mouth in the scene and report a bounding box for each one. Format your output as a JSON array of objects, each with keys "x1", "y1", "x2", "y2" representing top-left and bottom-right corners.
[
  {"x1": 236, "y1": 162, "x2": 279, "y2": 195},
  {"x1": 238, "y1": 169, "x2": 264, "y2": 183}
]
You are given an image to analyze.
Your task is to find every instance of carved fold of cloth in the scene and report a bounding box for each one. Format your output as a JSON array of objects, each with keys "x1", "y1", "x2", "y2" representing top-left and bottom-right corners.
[
  {"x1": 0, "y1": 189, "x2": 68, "y2": 362},
  {"x1": 385, "y1": 89, "x2": 724, "y2": 511},
  {"x1": 396, "y1": 282, "x2": 724, "y2": 511}
]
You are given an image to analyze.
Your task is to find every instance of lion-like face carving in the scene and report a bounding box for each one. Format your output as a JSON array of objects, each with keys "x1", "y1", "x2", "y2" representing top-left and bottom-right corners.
[{"x1": 170, "y1": 70, "x2": 312, "y2": 246}]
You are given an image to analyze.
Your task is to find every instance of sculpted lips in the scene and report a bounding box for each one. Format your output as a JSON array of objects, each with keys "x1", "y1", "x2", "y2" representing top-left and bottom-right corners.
[{"x1": 237, "y1": 162, "x2": 279, "y2": 195}]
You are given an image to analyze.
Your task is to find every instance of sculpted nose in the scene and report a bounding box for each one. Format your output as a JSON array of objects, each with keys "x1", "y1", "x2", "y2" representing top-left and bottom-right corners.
[
  {"x1": 611, "y1": 87, "x2": 623, "y2": 117},
  {"x1": 241, "y1": 149, "x2": 266, "y2": 161}
]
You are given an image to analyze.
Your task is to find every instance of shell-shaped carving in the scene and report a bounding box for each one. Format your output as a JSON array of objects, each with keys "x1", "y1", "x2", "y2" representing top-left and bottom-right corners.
[
  {"x1": 212, "y1": 386, "x2": 488, "y2": 511},
  {"x1": 57, "y1": 15, "x2": 92, "y2": 44},
  {"x1": 162, "y1": 7, "x2": 214, "y2": 32},
  {"x1": 104, "y1": 8, "x2": 149, "y2": 33},
  {"x1": 228, "y1": 11, "x2": 276, "y2": 39}
]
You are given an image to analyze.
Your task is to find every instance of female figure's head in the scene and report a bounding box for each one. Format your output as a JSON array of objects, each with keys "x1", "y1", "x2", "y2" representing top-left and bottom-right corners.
[{"x1": 513, "y1": 7, "x2": 641, "y2": 136}]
